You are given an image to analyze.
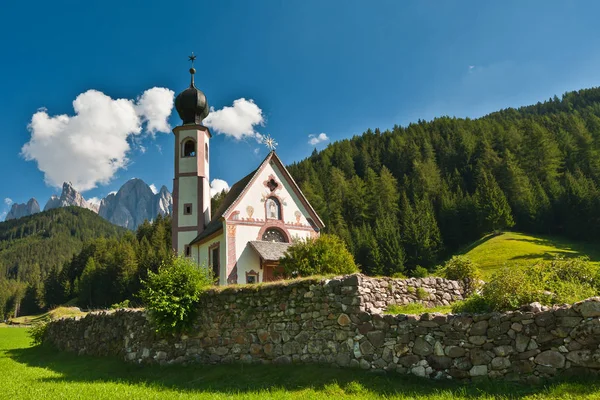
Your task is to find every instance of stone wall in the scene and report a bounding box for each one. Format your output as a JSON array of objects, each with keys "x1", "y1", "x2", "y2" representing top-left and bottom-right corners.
[{"x1": 45, "y1": 274, "x2": 600, "y2": 381}]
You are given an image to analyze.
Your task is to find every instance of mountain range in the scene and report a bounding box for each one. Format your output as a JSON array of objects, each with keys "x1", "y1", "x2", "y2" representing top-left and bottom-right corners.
[{"x1": 5, "y1": 179, "x2": 172, "y2": 230}]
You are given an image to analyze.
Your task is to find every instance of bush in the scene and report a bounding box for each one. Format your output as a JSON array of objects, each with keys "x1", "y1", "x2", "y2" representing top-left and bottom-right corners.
[
  {"x1": 110, "y1": 299, "x2": 130, "y2": 309},
  {"x1": 416, "y1": 287, "x2": 428, "y2": 300},
  {"x1": 280, "y1": 234, "x2": 358, "y2": 278},
  {"x1": 452, "y1": 293, "x2": 491, "y2": 314},
  {"x1": 412, "y1": 266, "x2": 429, "y2": 278},
  {"x1": 480, "y1": 256, "x2": 599, "y2": 311},
  {"x1": 439, "y1": 256, "x2": 482, "y2": 293},
  {"x1": 28, "y1": 322, "x2": 48, "y2": 346},
  {"x1": 140, "y1": 257, "x2": 213, "y2": 334}
]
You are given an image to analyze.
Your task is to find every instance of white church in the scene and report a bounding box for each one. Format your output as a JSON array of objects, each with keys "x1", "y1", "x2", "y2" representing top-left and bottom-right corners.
[{"x1": 171, "y1": 59, "x2": 324, "y2": 285}]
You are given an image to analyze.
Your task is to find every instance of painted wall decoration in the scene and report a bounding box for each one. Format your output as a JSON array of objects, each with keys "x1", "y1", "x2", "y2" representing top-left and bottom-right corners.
[
  {"x1": 294, "y1": 210, "x2": 301, "y2": 223},
  {"x1": 266, "y1": 198, "x2": 280, "y2": 220},
  {"x1": 246, "y1": 205, "x2": 254, "y2": 219}
]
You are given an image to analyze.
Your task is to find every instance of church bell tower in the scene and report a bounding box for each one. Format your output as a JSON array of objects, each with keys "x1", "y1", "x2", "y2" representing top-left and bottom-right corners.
[{"x1": 172, "y1": 54, "x2": 211, "y2": 257}]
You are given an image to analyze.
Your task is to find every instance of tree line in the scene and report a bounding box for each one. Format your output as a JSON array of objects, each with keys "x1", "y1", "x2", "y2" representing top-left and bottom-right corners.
[{"x1": 288, "y1": 87, "x2": 600, "y2": 276}]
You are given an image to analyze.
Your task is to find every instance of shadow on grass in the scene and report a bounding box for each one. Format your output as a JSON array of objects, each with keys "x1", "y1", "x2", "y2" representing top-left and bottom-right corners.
[
  {"x1": 8, "y1": 344, "x2": 600, "y2": 398},
  {"x1": 506, "y1": 235, "x2": 600, "y2": 262},
  {"x1": 509, "y1": 251, "x2": 578, "y2": 262},
  {"x1": 458, "y1": 233, "x2": 498, "y2": 255}
]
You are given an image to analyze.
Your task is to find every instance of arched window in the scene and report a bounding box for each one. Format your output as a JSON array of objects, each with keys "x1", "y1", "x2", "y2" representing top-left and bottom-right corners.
[
  {"x1": 266, "y1": 197, "x2": 281, "y2": 220},
  {"x1": 262, "y1": 228, "x2": 287, "y2": 243},
  {"x1": 205, "y1": 143, "x2": 209, "y2": 162},
  {"x1": 183, "y1": 139, "x2": 196, "y2": 157}
]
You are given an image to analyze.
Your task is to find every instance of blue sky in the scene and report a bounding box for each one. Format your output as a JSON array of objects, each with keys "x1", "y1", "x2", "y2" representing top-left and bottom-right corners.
[{"x1": 1, "y1": 1, "x2": 600, "y2": 218}]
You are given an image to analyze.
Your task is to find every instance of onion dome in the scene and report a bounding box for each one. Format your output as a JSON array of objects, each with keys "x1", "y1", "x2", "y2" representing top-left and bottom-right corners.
[{"x1": 175, "y1": 54, "x2": 209, "y2": 125}]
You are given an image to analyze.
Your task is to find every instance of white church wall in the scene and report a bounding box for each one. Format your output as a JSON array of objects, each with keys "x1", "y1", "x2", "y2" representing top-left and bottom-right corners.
[
  {"x1": 228, "y1": 161, "x2": 316, "y2": 229},
  {"x1": 195, "y1": 230, "x2": 226, "y2": 283},
  {"x1": 234, "y1": 224, "x2": 262, "y2": 283},
  {"x1": 178, "y1": 176, "x2": 198, "y2": 227},
  {"x1": 236, "y1": 244, "x2": 262, "y2": 284}
]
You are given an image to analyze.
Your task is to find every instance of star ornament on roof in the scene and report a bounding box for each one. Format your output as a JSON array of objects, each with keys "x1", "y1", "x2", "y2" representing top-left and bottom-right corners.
[{"x1": 263, "y1": 135, "x2": 278, "y2": 151}]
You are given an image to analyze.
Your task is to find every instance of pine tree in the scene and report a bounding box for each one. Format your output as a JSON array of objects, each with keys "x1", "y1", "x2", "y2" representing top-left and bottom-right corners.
[{"x1": 474, "y1": 170, "x2": 515, "y2": 234}]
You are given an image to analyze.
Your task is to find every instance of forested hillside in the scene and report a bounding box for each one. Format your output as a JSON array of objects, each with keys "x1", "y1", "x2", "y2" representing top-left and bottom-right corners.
[
  {"x1": 0, "y1": 207, "x2": 127, "y2": 317},
  {"x1": 288, "y1": 87, "x2": 600, "y2": 276}
]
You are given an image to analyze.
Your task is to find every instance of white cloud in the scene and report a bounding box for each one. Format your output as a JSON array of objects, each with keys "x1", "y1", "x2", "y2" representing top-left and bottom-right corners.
[
  {"x1": 4, "y1": 198, "x2": 13, "y2": 206},
  {"x1": 109, "y1": 191, "x2": 117, "y2": 196},
  {"x1": 149, "y1": 184, "x2": 158, "y2": 194},
  {"x1": 21, "y1": 87, "x2": 174, "y2": 192},
  {"x1": 253, "y1": 148, "x2": 260, "y2": 155},
  {"x1": 210, "y1": 179, "x2": 230, "y2": 197},
  {"x1": 87, "y1": 197, "x2": 101, "y2": 206},
  {"x1": 203, "y1": 98, "x2": 264, "y2": 140},
  {"x1": 0, "y1": 211, "x2": 6, "y2": 221},
  {"x1": 135, "y1": 87, "x2": 174, "y2": 135},
  {"x1": 308, "y1": 133, "x2": 329, "y2": 146}
]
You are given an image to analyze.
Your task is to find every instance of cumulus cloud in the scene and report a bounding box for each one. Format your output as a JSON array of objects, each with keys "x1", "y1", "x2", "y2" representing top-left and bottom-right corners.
[
  {"x1": 4, "y1": 198, "x2": 13, "y2": 206},
  {"x1": 21, "y1": 88, "x2": 174, "y2": 192},
  {"x1": 203, "y1": 98, "x2": 264, "y2": 140},
  {"x1": 149, "y1": 184, "x2": 158, "y2": 194},
  {"x1": 210, "y1": 179, "x2": 230, "y2": 197},
  {"x1": 87, "y1": 197, "x2": 101, "y2": 206},
  {"x1": 0, "y1": 212, "x2": 6, "y2": 221},
  {"x1": 308, "y1": 133, "x2": 329, "y2": 146}
]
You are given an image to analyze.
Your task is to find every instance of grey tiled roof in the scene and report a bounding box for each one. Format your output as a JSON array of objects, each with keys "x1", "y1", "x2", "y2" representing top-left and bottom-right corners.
[{"x1": 249, "y1": 241, "x2": 292, "y2": 261}]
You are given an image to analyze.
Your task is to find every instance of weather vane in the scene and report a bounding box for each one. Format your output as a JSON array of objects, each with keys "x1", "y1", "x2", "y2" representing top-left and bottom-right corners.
[{"x1": 263, "y1": 134, "x2": 278, "y2": 151}]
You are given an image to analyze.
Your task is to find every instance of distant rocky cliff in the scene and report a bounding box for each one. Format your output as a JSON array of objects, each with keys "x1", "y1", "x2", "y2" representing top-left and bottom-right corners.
[
  {"x1": 5, "y1": 199, "x2": 41, "y2": 221},
  {"x1": 99, "y1": 179, "x2": 172, "y2": 230},
  {"x1": 4, "y1": 179, "x2": 172, "y2": 229},
  {"x1": 44, "y1": 182, "x2": 98, "y2": 213}
]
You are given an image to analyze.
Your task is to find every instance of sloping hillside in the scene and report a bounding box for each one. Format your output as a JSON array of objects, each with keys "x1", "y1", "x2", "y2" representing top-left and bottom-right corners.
[
  {"x1": 0, "y1": 207, "x2": 126, "y2": 283},
  {"x1": 460, "y1": 231, "x2": 600, "y2": 278}
]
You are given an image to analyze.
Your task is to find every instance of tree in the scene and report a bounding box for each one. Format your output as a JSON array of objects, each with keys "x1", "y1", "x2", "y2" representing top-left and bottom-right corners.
[
  {"x1": 474, "y1": 170, "x2": 515, "y2": 234},
  {"x1": 280, "y1": 234, "x2": 358, "y2": 277}
]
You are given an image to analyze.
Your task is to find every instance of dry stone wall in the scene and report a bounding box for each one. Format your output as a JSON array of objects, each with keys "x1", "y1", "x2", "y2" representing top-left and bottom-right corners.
[{"x1": 45, "y1": 274, "x2": 600, "y2": 382}]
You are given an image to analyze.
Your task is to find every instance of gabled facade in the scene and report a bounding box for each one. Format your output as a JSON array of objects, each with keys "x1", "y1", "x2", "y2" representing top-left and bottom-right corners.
[{"x1": 188, "y1": 151, "x2": 324, "y2": 285}]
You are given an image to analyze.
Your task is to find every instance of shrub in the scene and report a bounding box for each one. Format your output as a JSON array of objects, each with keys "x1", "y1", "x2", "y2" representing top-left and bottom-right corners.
[
  {"x1": 452, "y1": 293, "x2": 491, "y2": 314},
  {"x1": 392, "y1": 272, "x2": 407, "y2": 279},
  {"x1": 280, "y1": 234, "x2": 358, "y2": 278},
  {"x1": 416, "y1": 287, "x2": 428, "y2": 300},
  {"x1": 28, "y1": 322, "x2": 48, "y2": 346},
  {"x1": 110, "y1": 299, "x2": 130, "y2": 309},
  {"x1": 439, "y1": 256, "x2": 482, "y2": 293},
  {"x1": 479, "y1": 257, "x2": 599, "y2": 311},
  {"x1": 140, "y1": 257, "x2": 213, "y2": 334},
  {"x1": 412, "y1": 266, "x2": 429, "y2": 278}
]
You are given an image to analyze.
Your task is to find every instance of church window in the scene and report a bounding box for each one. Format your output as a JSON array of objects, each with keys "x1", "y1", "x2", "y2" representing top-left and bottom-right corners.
[
  {"x1": 210, "y1": 245, "x2": 220, "y2": 282},
  {"x1": 205, "y1": 143, "x2": 209, "y2": 162},
  {"x1": 266, "y1": 178, "x2": 278, "y2": 192},
  {"x1": 184, "y1": 245, "x2": 191, "y2": 257},
  {"x1": 266, "y1": 197, "x2": 281, "y2": 220},
  {"x1": 262, "y1": 228, "x2": 287, "y2": 243},
  {"x1": 246, "y1": 270, "x2": 259, "y2": 284},
  {"x1": 183, "y1": 139, "x2": 196, "y2": 157},
  {"x1": 184, "y1": 203, "x2": 192, "y2": 215}
]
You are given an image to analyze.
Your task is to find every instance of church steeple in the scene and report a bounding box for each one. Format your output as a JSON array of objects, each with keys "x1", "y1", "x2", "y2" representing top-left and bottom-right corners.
[
  {"x1": 174, "y1": 53, "x2": 209, "y2": 125},
  {"x1": 171, "y1": 54, "x2": 212, "y2": 257}
]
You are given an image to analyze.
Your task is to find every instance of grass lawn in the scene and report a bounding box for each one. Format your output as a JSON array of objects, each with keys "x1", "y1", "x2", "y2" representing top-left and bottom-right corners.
[
  {"x1": 460, "y1": 231, "x2": 600, "y2": 279},
  {"x1": 3, "y1": 328, "x2": 600, "y2": 399},
  {"x1": 384, "y1": 303, "x2": 453, "y2": 315},
  {"x1": 8, "y1": 307, "x2": 87, "y2": 326}
]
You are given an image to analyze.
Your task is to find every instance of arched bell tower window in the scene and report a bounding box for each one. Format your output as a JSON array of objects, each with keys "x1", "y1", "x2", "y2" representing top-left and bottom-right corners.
[
  {"x1": 262, "y1": 228, "x2": 287, "y2": 243},
  {"x1": 205, "y1": 143, "x2": 209, "y2": 162},
  {"x1": 183, "y1": 139, "x2": 196, "y2": 157},
  {"x1": 266, "y1": 197, "x2": 281, "y2": 220}
]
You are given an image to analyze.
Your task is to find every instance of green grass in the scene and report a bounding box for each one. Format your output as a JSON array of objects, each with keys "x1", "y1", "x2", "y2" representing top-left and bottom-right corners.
[
  {"x1": 3, "y1": 328, "x2": 600, "y2": 399},
  {"x1": 8, "y1": 307, "x2": 87, "y2": 326},
  {"x1": 384, "y1": 303, "x2": 453, "y2": 315},
  {"x1": 460, "y1": 232, "x2": 600, "y2": 278}
]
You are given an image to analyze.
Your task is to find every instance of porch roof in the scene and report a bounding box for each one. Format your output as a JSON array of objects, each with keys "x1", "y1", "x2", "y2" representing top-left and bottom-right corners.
[{"x1": 248, "y1": 241, "x2": 292, "y2": 261}]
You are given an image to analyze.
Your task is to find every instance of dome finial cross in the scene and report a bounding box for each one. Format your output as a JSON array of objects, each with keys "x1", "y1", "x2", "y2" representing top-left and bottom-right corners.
[
  {"x1": 187, "y1": 53, "x2": 197, "y2": 87},
  {"x1": 262, "y1": 134, "x2": 278, "y2": 151}
]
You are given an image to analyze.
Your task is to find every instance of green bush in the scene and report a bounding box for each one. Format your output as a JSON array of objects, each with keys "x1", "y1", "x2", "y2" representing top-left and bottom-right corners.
[
  {"x1": 28, "y1": 322, "x2": 48, "y2": 346},
  {"x1": 110, "y1": 299, "x2": 130, "y2": 309},
  {"x1": 140, "y1": 257, "x2": 213, "y2": 334},
  {"x1": 391, "y1": 272, "x2": 407, "y2": 279},
  {"x1": 480, "y1": 256, "x2": 599, "y2": 311},
  {"x1": 280, "y1": 234, "x2": 358, "y2": 277},
  {"x1": 451, "y1": 293, "x2": 491, "y2": 314},
  {"x1": 412, "y1": 266, "x2": 429, "y2": 278},
  {"x1": 416, "y1": 287, "x2": 428, "y2": 300},
  {"x1": 439, "y1": 256, "x2": 482, "y2": 293}
]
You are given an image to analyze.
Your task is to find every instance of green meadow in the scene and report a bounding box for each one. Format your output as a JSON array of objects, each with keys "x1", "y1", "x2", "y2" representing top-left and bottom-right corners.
[
  {"x1": 460, "y1": 232, "x2": 600, "y2": 278},
  {"x1": 3, "y1": 327, "x2": 600, "y2": 400}
]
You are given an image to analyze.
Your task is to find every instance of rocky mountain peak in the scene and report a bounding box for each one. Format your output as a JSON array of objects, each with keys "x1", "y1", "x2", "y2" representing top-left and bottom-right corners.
[
  {"x1": 44, "y1": 182, "x2": 97, "y2": 212},
  {"x1": 5, "y1": 198, "x2": 41, "y2": 221}
]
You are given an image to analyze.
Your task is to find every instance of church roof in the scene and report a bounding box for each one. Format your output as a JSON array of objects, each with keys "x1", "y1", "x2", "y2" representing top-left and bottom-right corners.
[
  {"x1": 249, "y1": 241, "x2": 292, "y2": 261},
  {"x1": 189, "y1": 151, "x2": 324, "y2": 246}
]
